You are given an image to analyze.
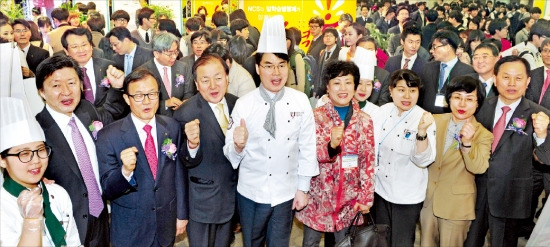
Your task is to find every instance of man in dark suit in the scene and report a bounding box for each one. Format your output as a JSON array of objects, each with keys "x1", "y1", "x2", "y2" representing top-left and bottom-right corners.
[
  {"x1": 173, "y1": 54, "x2": 238, "y2": 246},
  {"x1": 419, "y1": 30, "x2": 475, "y2": 114},
  {"x1": 465, "y1": 56, "x2": 550, "y2": 247},
  {"x1": 138, "y1": 33, "x2": 196, "y2": 117},
  {"x1": 356, "y1": 6, "x2": 370, "y2": 27},
  {"x1": 107, "y1": 27, "x2": 154, "y2": 76},
  {"x1": 307, "y1": 16, "x2": 325, "y2": 63},
  {"x1": 12, "y1": 19, "x2": 49, "y2": 76},
  {"x1": 385, "y1": 25, "x2": 427, "y2": 76},
  {"x1": 376, "y1": 7, "x2": 396, "y2": 34},
  {"x1": 313, "y1": 28, "x2": 340, "y2": 98},
  {"x1": 411, "y1": 2, "x2": 426, "y2": 29},
  {"x1": 422, "y1": 10, "x2": 439, "y2": 50},
  {"x1": 180, "y1": 30, "x2": 211, "y2": 69},
  {"x1": 62, "y1": 27, "x2": 126, "y2": 120},
  {"x1": 387, "y1": 6, "x2": 410, "y2": 55},
  {"x1": 130, "y1": 7, "x2": 155, "y2": 49},
  {"x1": 35, "y1": 55, "x2": 125, "y2": 246},
  {"x1": 466, "y1": 42, "x2": 500, "y2": 98},
  {"x1": 97, "y1": 68, "x2": 188, "y2": 247}
]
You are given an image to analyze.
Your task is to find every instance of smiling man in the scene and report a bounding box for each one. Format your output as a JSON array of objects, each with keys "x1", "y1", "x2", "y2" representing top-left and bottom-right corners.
[
  {"x1": 467, "y1": 42, "x2": 500, "y2": 97},
  {"x1": 12, "y1": 19, "x2": 49, "y2": 77},
  {"x1": 107, "y1": 27, "x2": 154, "y2": 76}
]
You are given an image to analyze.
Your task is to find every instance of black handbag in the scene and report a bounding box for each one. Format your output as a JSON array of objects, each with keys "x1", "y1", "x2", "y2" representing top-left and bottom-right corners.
[{"x1": 335, "y1": 212, "x2": 390, "y2": 247}]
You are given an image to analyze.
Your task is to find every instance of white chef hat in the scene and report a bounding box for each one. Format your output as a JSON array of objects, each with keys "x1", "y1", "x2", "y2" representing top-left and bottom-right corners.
[
  {"x1": 0, "y1": 97, "x2": 45, "y2": 153},
  {"x1": 257, "y1": 15, "x2": 287, "y2": 54},
  {"x1": 353, "y1": 46, "x2": 376, "y2": 80}
]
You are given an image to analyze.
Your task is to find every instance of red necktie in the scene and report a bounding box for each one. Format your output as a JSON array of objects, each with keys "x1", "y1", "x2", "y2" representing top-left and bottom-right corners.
[
  {"x1": 143, "y1": 124, "x2": 158, "y2": 179},
  {"x1": 539, "y1": 69, "x2": 550, "y2": 104},
  {"x1": 163, "y1": 67, "x2": 171, "y2": 98},
  {"x1": 403, "y1": 58, "x2": 410, "y2": 70},
  {"x1": 492, "y1": 106, "x2": 511, "y2": 152}
]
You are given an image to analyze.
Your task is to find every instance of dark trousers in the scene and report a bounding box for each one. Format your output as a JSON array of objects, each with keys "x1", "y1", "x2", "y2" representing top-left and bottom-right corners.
[
  {"x1": 302, "y1": 225, "x2": 349, "y2": 247},
  {"x1": 520, "y1": 162, "x2": 550, "y2": 234},
  {"x1": 372, "y1": 193, "x2": 422, "y2": 247},
  {"x1": 237, "y1": 193, "x2": 294, "y2": 247},
  {"x1": 187, "y1": 218, "x2": 232, "y2": 247},
  {"x1": 84, "y1": 207, "x2": 110, "y2": 247}
]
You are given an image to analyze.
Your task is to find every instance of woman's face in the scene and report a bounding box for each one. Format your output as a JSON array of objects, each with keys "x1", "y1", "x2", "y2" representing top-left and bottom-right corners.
[
  {"x1": 0, "y1": 24, "x2": 14, "y2": 42},
  {"x1": 449, "y1": 90, "x2": 478, "y2": 122},
  {"x1": 344, "y1": 26, "x2": 362, "y2": 47},
  {"x1": 390, "y1": 79, "x2": 419, "y2": 113},
  {"x1": 1, "y1": 141, "x2": 49, "y2": 189},
  {"x1": 327, "y1": 74, "x2": 355, "y2": 107},
  {"x1": 468, "y1": 21, "x2": 479, "y2": 30},
  {"x1": 354, "y1": 79, "x2": 373, "y2": 102},
  {"x1": 69, "y1": 17, "x2": 80, "y2": 27}
]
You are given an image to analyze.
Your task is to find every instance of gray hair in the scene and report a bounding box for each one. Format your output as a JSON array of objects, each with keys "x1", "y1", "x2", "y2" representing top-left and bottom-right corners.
[{"x1": 152, "y1": 33, "x2": 179, "y2": 52}]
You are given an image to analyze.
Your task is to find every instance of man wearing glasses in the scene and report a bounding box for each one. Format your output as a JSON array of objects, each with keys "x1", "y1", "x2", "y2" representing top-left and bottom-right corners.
[
  {"x1": 96, "y1": 68, "x2": 188, "y2": 247},
  {"x1": 12, "y1": 19, "x2": 49, "y2": 78},
  {"x1": 139, "y1": 33, "x2": 195, "y2": 117},
  {"x1": 306, "y1": 16, "x2": 325, "y2": 62},
  {"x1": 98, "y1": 10, "x2": 130, "y2": 59}
]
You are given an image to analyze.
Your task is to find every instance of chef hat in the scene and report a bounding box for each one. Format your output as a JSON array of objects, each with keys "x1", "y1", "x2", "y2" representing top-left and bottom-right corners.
[
  {"x1": 257, "y1": 15, "x2": 287, "y2": 54},
  {"x1": 354, "y1": 46, "x2": 376, "y2": 80},
  {"x1": 0, "y1": 97, "x2": 45, "y2": 153}
]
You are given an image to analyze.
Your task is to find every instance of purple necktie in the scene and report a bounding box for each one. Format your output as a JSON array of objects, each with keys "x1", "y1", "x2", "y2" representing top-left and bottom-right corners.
[
  {"x1": 68, "y1": 117, "x2": 103, "y2": 217},
  {"x1": 81, "y1": 67, "x2": 95, "y2": 103},
  {"x1": 143, "y1": 124, "x2": 158, "y2": 179}
]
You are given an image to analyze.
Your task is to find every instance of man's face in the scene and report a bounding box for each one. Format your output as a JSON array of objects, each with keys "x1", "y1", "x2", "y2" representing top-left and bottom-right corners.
[
  {"x1": 195, "y1": 59, "x2": 229, "y2": 104},
  {"x1": 526, "y1": 19, "x2": 536, "y2": 30},
  {"x1": 541, "y1": 44, "x2": 550, "y2": 68},
  {"x1": 532, "y1": 13, "x2": 541, "y2": 20},
  {"x1": 192, "y1": 36, "x2": 209, "y2": 57},
  {"x1": 39, "y1": 67, "x2": 81, "y2": 116},
  {"x1": 488, "y1": 2, "x2": 493, "y2": 9},
  {"x1": 64, "y1": 34, "x2": 93, "y2": 66},
  {"x1": 397, "y1": 9, "x2": 409, "y2": 23},
  {"x1": 361, "y1": 7, "x2": 369, "y2": 17},
  {"x1": 323, "y1": 32, "x2": 337, "y2": 46},
  {"x1": 495, "y1": 26, "x2": 508, "y2": 39},
  {"x1": 386, "y1": 12, "x2": 395, "y2": 20},
  {"x1": 472, "y1": 47, "x2": 499, "y2": 76},
  {"x1": 236, "y1": 27, "x2": 250, "y2": 40},
  {"x1": 113, "y1": 18, "x2": 128, "y2": 28},
  {"x1": 142, "y1": 14, "x2": 156, "y2": 30},
  {"x1": 430, "y1": 39, "x2": 452, "y2": 62},
  {"x1": 309, "y1": 22, "x2": 322, "y2": 37},
  {"x1": 471, "y1": 9, "x2": 479, "y2": 17},
  {"x1": 13, "y1": 24, "x2": 30, "y2": 47},
  {"x1": 109, "y1": 36, "x2": 129, "y2": 55},
  {"x1": 401, "y1": 34, "x2": 421, "y2": 57},
  {"x1": 153, "y1": 41, "x2": 178, "y2": 67},
  {"x1": 256, "y1": 53, "x2": 289, "y2": 94},
  {"x1": 123, "y1": 75, "x2": 159, "y2": 123},
  {"x1": 495, "y1": 61, "x2": 530, "y2": 105}
]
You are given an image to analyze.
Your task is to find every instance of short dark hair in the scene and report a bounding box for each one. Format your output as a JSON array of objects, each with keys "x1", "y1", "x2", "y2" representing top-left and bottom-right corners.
[
  {"x1": 190, "y1": 30, "x2": 211, "y2": 43},
  {"x1": 137, "y1": 7, "x2": 154, "y2": 26},
  {"x1": 449, "y1": 10, "x2": 463, "y2": 24},
  {"x1": 445, "y1": 76, "x2": 484, "y2": 114},
  {"x1": 87, "y1": 15, "x2": 105, "y2": 32},
  {"x1": 106, "y1": 26, "x2": 132, "y2": 42},
  {"x1": 488, "y1": 18, "x2": 507, "y2": 35},
  {"x1": 86, "y1": 2, "x2": 96, "y2": 10},
  {"x1": 227, "y1": 36, "x2": 249, "y2": 65},
  {"x1": 185, "y1": 17, "x2": 201, "y2": 32},
  {"x1": 192, "y1": 53, "x2": 230, "y2": 79},
  {"x1": 61, "y1": 27, "x2": 93, "y2": 49},
  {"x1": 401, "y1": 24, "x2": 422, "y2": 41},
  {"x1": 51, "y1": 8, "x2": 69, "y2": 22},
  {"x1": 396, "y1": 6, "x2": 410, "y2": 17},
  {"x1": 197, "y1": 6, "x2": 208, "y2": 17},
  {"x1": 474, "y1": 41, "x2": 499, "y2": 57},
  {"x1": 494, "y1": 55, "x2": 530, "y2": 77},
  {"x1": 426, "y1": 9, "x2": 438, "y2": 22},
  {"x1": 212, "y1": 11, "x2": 228, "y2": 27},
  {"x1": 322, "y1": 60, "x2": 360, "y2": 90},
  {"x1": 157, "y1": 19, "x2": 181, "y2": 38},
  {"x1": 432, "y1": 30, "x2": 460, "y2": 51},
  {"x1": 123, "y1": 68, "x2": 159, "y2": 93},
  {"x1": 390, "y1": 69, "x2": 422, "y2": 89},
  {"x1": 529, "y1": 19, "x2": 550, "y2": 42},
  {"x1": 530, "y1": 7, "x2": 542, "y2": 14},
  {"x1": 111, "y1": 10, "x2": 130, "y2": 22},
  {"x1": 309, "y1": 16, "x2": 325, "y2": 27},
  {"x1": 322, "y1": 28, "x2": 339, "y2": 38},
  {"x1": 230, "y1": 19, "x2": 249, "y2": 36},
  {"x1": 210, "y1": 29, "x2": 229, "y2": 44},
  {"x1": 357, "y1": 36, "x2": 378, "y2": 49},
  {"x1": 481, "y1": 38, "x2": 502, "y2": 52},
  {"x1": 36, "y1": 55, "x2": 83, "y2": 91},
  {"x1": 37, "y1": 16, "x2": 51, "y2": 28},
  {"x1": 255, "y1": 53, "x2": 289, "y2": 65},
  {"x1": 12, "y1": 19, "x2": 31, "y2": 30},
  {"x1": 229, "y1": 9, "x2": 247, "y2": 21}
]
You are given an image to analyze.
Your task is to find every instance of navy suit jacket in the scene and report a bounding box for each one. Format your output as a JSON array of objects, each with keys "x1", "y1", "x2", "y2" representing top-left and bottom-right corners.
[
  {"x1": 525, "y1": 67, "x2": 550, "y2": 109},
  {"x1": 26, "y1": 44, "x2": 49, "y2": 74},
  {"x1": 421, "y1": 23, "x2": 438, "y2": 50},
  {"x1": 173, "y1": 93, "x2": 238, "y2": 224},
  {"x1": 465, "y1": 72, "x2": 499, "y2": 98},
  {"x1": 97, "y1": 114, "x2": 188, "y2": 247},
  {"x1": 384, "y1": 54, "x2": 427, "y2": 77},
  {"x1": 113, "y1": 45, "x2": 154, "y2": 73}
]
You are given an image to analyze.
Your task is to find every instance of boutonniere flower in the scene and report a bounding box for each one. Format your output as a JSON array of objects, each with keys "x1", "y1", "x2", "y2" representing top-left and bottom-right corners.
[
  {"x1": 161, "y1": 138, "x2": 177, "y2": 160},
  {"x1": 88, "y1": 121, "x2": 103, "y2": 140},
  {"x1": 175, "y1": 74, "x2": 185, "y2": 88},
  {"x1": 100, "y1": 77, "x2": 110, "y2": 88},
  {"x1": 373, "y1": 76, "x2": 381, "y2": 93},
  {"x1": 450, "y1": 133, "x2": 462, "y2": 150},
  {"x1": 505, "y1": 117, "x2": 528, "y2": 136}
]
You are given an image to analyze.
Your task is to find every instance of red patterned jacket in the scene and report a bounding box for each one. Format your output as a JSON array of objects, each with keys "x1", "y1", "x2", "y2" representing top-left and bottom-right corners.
[{"x1": 296, "y1": 100, "x2": 375, "y2": 232}]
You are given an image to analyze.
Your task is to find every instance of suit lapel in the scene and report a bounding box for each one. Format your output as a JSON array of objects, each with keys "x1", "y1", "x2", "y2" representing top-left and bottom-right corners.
[
  {"x1": 436, "y1": 114, "x2": 451, "y2": 158},
  {"x1": 75, "y1": 105, "x2": 94, "y2": 140},
  {"x1": 494, "y1": 98, "x2": 529, "y2": 153},
  {"x1": 120, "y1": 115, "x2": 155, "y2": 181},
  {"x1": 198, "y1": 95, "x2": 226, "y2": 141},
  {"x1": 155, "y1": 116, "x2": 169, "y2": 184}
]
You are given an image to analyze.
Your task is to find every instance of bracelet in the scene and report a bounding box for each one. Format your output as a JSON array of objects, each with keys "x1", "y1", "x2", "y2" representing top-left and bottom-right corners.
[
  {"x1": 416, "y1": 133, "x2": 428, "y2": 141},
  {"x1": 461, "y1": 143, "x2": 472, "y2": 148}
]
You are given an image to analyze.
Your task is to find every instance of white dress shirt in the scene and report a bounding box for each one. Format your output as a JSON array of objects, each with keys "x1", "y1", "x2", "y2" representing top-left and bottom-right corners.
[
  {"x1": 131, "y1": 114, "x2": 158, "y2": 157},
  {"x1": 187, "y1": 97, "x2": 229, "y2": 158},
  {"x1": 137, "y1": 27, "x2": 152, "y2": 43},
  {"x1": 401, "y1": 53, "x2": 418, "y2": 69},
  {"x1": 493, "y1": 98, "x2": 545, "y2": 146}
]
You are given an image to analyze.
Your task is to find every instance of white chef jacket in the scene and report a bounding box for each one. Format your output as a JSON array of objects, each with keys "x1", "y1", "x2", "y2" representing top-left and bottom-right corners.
[
  {"x1": 0, "y1": 183, "x2": 81, "y2": 246},
  {"x1": 224, "y1": 87, "x2": 319, "y2": 206},
  {"x1": 373, "y1": 103, "x2": 436, "y2": 204}
]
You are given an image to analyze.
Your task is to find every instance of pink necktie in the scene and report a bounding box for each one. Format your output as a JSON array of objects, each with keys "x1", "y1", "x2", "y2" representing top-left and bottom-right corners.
[
  {"x1": 163, "y1": 67, "x2": 171, "y2": 98},
  {"x1": 539, "y1": 70, "x2": 550, "y2": 104},
  {"x1": 492, "y1": 106, "x2": 511, "y2": 152},
  {"x1": 143, "y1": 124, "x2": 158, "y2": 179}
]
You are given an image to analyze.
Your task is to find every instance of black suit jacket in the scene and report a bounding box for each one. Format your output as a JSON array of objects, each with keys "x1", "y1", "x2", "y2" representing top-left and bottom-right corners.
[
  {"x1": 173, "y1": 93, "x2": 238, "y2": 225},
  {"x1": 411, "y1": 10, "x2": 426, "y2": 29},
  {"x1": 138, "y1": 59, "x2": 196, "y2": 117},
  {"x1": 113, "y1": 45, "x2": 154, "y2": 73},
  {"x1": 465, "y1": 72, "x2": 499, "y2": 98},
  {"x1": 525, "y1": 67, "x2": 550, "y2": 108},
  {"x1": 307, "y1": 35, "x2": 325, "y2": 63},
  {"x1": 370, "y1": 67, "x2": 391, "y2": 106},
  {"x1": 419, "y1": 60, "x2": 476, "y2": 113},
  {"x1": 36, "y1": 101, "x2": 111, "y2": 246},
  {"x1": 385, "y1": 54, "x2": 427, "y2": 77},
  {"x1": 356, "y1": 16, "x2": 369, "y2": 27},
  {"x1": 475, "y1": 97, "x2": 550, "y2": 219},
  {"x1": 26, "y1": 44, "x2": 49, "y2": 74},
  {"x1": 421, "y1": 23, "x2": 438, "y2": 50},
  {"x1": 313, "y1": 47, "x2": 341, "y2": 97}
]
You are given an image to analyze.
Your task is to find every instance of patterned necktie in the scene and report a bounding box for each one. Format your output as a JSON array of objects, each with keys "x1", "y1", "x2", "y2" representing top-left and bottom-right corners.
[
  {"x1": 539, "y1": 70, "x2": 550, "y2": 104},
  {"x1": 492, "y1": 106, "x2": 511, "y2": 152},
  {"x1": 438, "y1": 63, "x2": 448, "y2": 91},
  {"x1": 68, "y1": 117, "x2": 103, "y2": 217},
  {"x1": 216, "y1": 103, "x2": 228, "y2": 135},
  {"x1": 143, "y1": 124, "x2": 158, "y2": 179},
  {"x1": 163, "y1": 67, "x2": 171, "y2": 98},
  {"x1": 81, "y1": 67, "x2": 95, "y2": 103},
  {"x1": 145, "y1": 31, "x2": 150, "y2": 43},
  {"x1": 403, "y1": 58, "x2": 410, "y2": 69}
]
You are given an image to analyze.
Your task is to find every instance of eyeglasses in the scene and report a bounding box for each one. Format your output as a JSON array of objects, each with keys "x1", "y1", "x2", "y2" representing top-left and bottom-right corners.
[
  {"x1": 430, "y1": 44, "x2": 447, "y2": 51},
  {"x1": 14, "y1": 29, "x2": 29, "y2": 34},
  {"x1": 5, "y1": 146, "x2": 52, "y2": 163},
  {"x1": 259, "y1": 63, "x2": 288, "y2": 73},
  {"x1": 114, "y1": 18, "x2": 128, "y2": 24},
  {"x1": 162, "y1": 50, "x2": 179, "y2": 57},
  {"x1": 451, "y1": 95, "x2": 477, "y2": 104},
  {"x1": 127, "y1": 92, "x2": 159, "y2": 102}
]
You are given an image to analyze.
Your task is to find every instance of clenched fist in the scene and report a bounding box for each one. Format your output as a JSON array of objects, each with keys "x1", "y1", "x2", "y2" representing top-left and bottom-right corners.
[
  {"x1": 18, "y1": 187, "x2": 43, "y2": 219},
  {"x1": 185, "y1": 119, "x2": 200, "y2": 149},
  {"x1": 330, "y1": 123, "x2": 345, "y2": 149},
  {"x1": 120, "y1": 146, "x2": 139, "y2": 177},
  {"x1": 418, "y1": 112, "x2": 434, "y2": 135},
  {"x1": 532, "y1": 111, "x2": 550, "y2": 139},
  {"x1": 234, "y1": 119, "x2": 248, "y2": 153},
  {"x1": 106, "y1": 65, "x2": 125, "y2": 89},
  {"x1": 460, "y1": 118, "x2": 477, "y2": 146}
]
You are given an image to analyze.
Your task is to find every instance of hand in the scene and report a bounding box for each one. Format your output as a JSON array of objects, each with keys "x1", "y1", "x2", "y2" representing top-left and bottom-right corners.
[
  {"x1": 120, "y1": 147, "x2": 138, "y2": 177},
  {"x1": 21, "y1": 67, "x2": 34, "y2": 78},
  {"x1": 165, "y1": 97, "x2": 183, "y2": 109},
  {"x1": 106, "y1": 65, "x2": 124, "y2": 89},
  {"x1": 532, "y1": 112, "x2": 550, "y2": 139},
  {"x1": 292, "y1": 190, "x2": 309, "y2": 211},
  {"x1": 176, "y1": 219, "x2": 188, "y2": 236},
  {"x1": 353, "y1": 202, "x2": 370, "y2": 214},
  {"x1": 460, "y1": 118, "x2": 477, "y2": 146},
  {"x1": 512, "y1": 49, "x2": 519, "y2": 56},
  {"x1": 17, "y1": 187, "x2": 44, "y2": 219},
  {"x1": 417, "y1": 112, "x2": 434, "y2": 135},
  {"x1": 330, "y1": 123, "x2": 345, "y2": 149},
  {"x1": 234, "y1": 119, "x2": 248, "y2": 153},
  {"x1": 185, "y1": 119, "x2": 200, "y2": 149},
  {"x1": 42, "y1": 177, "x2": 55, "y2": 185}
]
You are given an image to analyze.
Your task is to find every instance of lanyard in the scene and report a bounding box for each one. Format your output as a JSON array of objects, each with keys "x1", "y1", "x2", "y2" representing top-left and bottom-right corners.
[
  {"x1": 377, "y1": 105, "x2": 416, "y2": 166},
  {"x1": 437, "y1": 66, "x2": 454, "y2": 93}
]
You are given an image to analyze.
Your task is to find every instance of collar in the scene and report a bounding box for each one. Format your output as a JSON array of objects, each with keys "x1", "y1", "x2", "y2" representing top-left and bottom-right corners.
[
  {"x1": 82, "y1": 57, "x2": 94, "y2": 71},
  {"x1": 126, "y1": 43, "x2": 137, "y2": 56},
  {"x1": 20, "y1": 43, "x2": 31, "y2": 53},
  {"x1": 403, "y1": 52, "x2": 417, "y2": 62},
  {"x1": 153, "y1": 58, "x2": 170, "y2": 74},
  {"x1": 496, "y1": 96, "x2": 522, "y2": 110},
  {"x1": 46, "y1": 103, "x2": 74, "y2": 128},
  {"x1": 326, "y1": 45, "x2": 337, "y2": 54},
  {"x1": 207, "y1": 97, "x2": 228, "y2": 109},
  {"x1": 130, "y1": 113, "x2": 157, "y2": 131},
  {"x1": 441, "y1": 56, "x2": 459, "y2": 68}
]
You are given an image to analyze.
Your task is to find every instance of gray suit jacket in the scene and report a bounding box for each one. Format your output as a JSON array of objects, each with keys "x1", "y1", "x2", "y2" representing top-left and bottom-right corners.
[
  {"x1": 112, "y1": 45, "x2": 154, "y2": 73},
  {"x1": 130, "y1": 29, "x2": 154, "y2": 49}
]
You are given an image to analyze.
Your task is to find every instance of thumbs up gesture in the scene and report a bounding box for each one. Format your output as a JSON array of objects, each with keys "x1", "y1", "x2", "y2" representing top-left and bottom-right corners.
[
  {"x1": 330, "y1": 122, "x2": 345, "y2": 149},
  {"x1": 234, "y1": 119, "x2": 248, "y2": 153},
  {"x1": 460, "y1": 118, "x2": 477, "y2": 146}
]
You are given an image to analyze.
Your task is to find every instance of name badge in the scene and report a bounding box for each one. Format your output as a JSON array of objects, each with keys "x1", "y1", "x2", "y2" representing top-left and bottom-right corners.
[
  {"x1": 342, "y1": 155, "x2": 359, "y2": 169},
  {"x1": 435, "y1": 94, "x2": 448, "y2": 108}
]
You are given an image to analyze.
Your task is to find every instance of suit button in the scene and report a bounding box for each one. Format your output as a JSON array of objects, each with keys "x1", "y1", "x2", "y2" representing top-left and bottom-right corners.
[
  {"x1": 152, "y1": 207, "x2": 156, "y2": 211},
  {"x1": 269, "y1": 156, "x2": 271, "y2": 159},
  {"x1": 83, "y1": 215, "x2": 87, "y2": 219},
  {"x1": 269, "y1": 174, "x2": 272, "y2": 176},
  {"x1": 83, "y1": 193, "x2": 88, "y2": 197},
  {"x1": 154, "y1": 188, "x2": 159, "y2": 192},
  {"x1": 268, "y1": 139, "x2": 270, "y2": 141}
]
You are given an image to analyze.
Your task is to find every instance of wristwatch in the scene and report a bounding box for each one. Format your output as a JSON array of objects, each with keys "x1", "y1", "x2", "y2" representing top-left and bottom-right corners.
[{"x1": 416, "y1": 133, "x2": 428, "y2": 141}]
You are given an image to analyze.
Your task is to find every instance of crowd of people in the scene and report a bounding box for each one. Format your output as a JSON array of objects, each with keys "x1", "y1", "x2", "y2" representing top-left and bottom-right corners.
[{"x1": 1, "y1": 0, "x2": 550, "y2": 246}]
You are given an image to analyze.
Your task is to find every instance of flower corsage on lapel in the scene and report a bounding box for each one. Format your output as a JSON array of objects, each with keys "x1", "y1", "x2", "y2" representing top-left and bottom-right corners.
[
  {"x1": 373, "y1": 76, "x2": 381, "y2": 93},
  {"x1": 100, "y1": 77, "x2": 110, "y2": 88},
  {"x1": 88, "y1": 121, "x2": 103, "y2": 140},
  {"x1": 161, "y1": 138, "x2": 177, "y2": 160},
  {"x1": 449, "y1": 133, "x2": 462, "y2": 150},
  {"x1": 505, "y1": 117, "x2": 528, "y2": 136},
  {"x1": 175, "y1": 74, "x2": 185, "y2": 88}
]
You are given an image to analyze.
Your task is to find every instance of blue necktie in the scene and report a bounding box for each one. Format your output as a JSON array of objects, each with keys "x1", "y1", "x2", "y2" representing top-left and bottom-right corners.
[
  {"x1": 124, "y1": 55, "x2": 133, "y2": 76},
  {"x1": 438, "y1": 63, "x2": 447, "y2": 91}
]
